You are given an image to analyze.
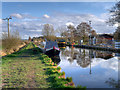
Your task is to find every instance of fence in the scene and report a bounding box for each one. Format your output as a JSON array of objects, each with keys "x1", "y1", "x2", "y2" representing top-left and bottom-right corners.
[{"x1": 115, "y1": 42, "x2": 120, "y2": 49}]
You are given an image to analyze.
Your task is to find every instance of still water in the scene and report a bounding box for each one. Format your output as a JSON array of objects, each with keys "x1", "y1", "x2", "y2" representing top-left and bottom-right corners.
[{"x1": 57, "y1": 46, "x2": 119, "y2": 88}]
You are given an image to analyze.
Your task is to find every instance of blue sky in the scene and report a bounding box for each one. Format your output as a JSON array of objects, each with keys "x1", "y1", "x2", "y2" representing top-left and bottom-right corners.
[
  {"x1": 1, "y1": 2, "x2": 117, "y2": 39},
  {"x1": 2, "y1": 2, "x2": 115, "y2": 18}
]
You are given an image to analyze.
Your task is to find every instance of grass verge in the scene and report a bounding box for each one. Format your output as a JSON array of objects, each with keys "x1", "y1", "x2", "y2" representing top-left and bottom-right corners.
[{"x1": 2, "y1": 43, "x2": 86, "y2": 89}]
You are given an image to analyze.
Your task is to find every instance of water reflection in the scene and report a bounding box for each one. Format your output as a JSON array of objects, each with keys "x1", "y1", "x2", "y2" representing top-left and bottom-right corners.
[
  {"x1": 115, "y1": 53, "x2": 120, "y2": 60},
  {"x1": 105, "y1": 78, "x2": 120, "y2": 88},
  {"x1": 60, "y1": 46, "x2": 115, "y2": 68},
  {"x1": 58, "y1": 46, "x2": 119, "y2": 88},
  {"x1": 50, "y1": 56, "x2": 61, "y2": 64}
]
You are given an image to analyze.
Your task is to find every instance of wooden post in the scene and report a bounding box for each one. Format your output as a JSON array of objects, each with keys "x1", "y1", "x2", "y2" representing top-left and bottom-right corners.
[
  {"x1": 2, "y1": 16, "x2": 12, "y2": 38},
  {"x1": 8, "y1": 19, "x2": 10, "y2": 38},
  {"x1": 89, "y1": 21, "x2": 92, "y2": 45}
]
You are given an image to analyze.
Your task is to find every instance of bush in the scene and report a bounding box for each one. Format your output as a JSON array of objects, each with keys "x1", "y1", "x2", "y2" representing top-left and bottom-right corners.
[
  {"x1": 53, "y1": 63, "x2": 57, "y2": 66},
  {"x1": 61, "y1": 71, "x2": 65, "y2": 75},
  {"x1": 66, "y1": 77, "x2": 72, "y2": 82},
  {"x1": 57, "y1": 66, "x2": 61, "y2": 70},
  {"x1": 2, "y1": 31, "x2": 21, "y2": 53}
]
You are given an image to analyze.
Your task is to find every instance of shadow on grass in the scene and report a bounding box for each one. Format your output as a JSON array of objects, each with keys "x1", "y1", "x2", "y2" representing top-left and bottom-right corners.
[
  {"x1": 4, "y1": 47, "x2": 43, "y2": 57},
  {"x1": 2, "y1": 47, "x2": 43, "y2": 64}
]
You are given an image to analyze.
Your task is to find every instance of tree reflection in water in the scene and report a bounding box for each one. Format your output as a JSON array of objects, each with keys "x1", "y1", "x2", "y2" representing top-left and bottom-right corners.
[
  {"x1": 50, "y1": 56, "x2": 61, "y2": 64},
  {"x1": 105, "y1": 78, "x2": 120, "y2": 88},
  {"x1": 60, "y1": 46, "x2": 114, "y2": 69}
]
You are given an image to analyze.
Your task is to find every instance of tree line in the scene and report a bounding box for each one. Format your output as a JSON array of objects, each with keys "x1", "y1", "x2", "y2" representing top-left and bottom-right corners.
[{"x1": 42, "y1": 22, "x2": 96, "y2": 44}]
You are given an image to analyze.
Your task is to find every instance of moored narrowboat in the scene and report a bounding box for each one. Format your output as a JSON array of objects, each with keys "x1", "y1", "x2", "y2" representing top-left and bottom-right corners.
[{"x1": 45, "y1": 41, "x2": 60, "y2": 57}]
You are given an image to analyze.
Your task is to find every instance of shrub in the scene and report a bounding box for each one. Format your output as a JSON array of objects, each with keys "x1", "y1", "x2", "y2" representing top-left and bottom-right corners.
[
  {"x1": 2, "y1": 31, "x2": 21, "y2": 53},
  {"x1": 66, "y1": 77, "x2": 72, "y2": 82},
  {"x1": 61, "y1": 71, "x2": 65, "y2": 75},
  {"x1": 24, "y1": 41, "x2": 29, "y2": 45},
  {"x1": 57, "y1": 66, "x2": 61, "y2": 70},
  {"x1": 53, "y1": 63, "x2": 57, "y2": 66}
]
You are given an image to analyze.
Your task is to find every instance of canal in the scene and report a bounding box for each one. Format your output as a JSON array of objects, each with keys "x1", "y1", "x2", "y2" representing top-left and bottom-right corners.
[{"x1": 57, "y1": 46, "x2": 119, "y2": 88}]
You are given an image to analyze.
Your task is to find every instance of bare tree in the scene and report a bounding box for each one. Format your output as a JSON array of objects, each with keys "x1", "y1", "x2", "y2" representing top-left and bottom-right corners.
[
  {"x1": 91, "y1": 30, "x2": 97, "y2": 36},
  {"x1": 42, "y1": 24, "x2": 56, "y2": 41},
  {"x1": 56, "y1": 26, "x2": 67, "y2": 37},
  {"x1": 67, "y1": 25, "x2": 76, "y2": 43},
  {"x1": 105, "y1": 78, "x2": 120, "y2": 88},
  {"x1": 107, "y1": 1, "x2": 120, "y2": 40},
  {"x1": 76, "y1": 22, "x2": 91, "y2": 43},
  {"x1": 42, "y1": 24, "x2": 55, "y2": 36},
  {"x1": 107, "y1": 1, "x2": 120, "y2": 25},
  {"x1": 114, "y1": 27, "x2": 120, "y2": 40}
]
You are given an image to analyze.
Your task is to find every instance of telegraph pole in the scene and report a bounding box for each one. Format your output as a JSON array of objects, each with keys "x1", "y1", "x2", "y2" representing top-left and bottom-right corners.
[{"x1": 2, "y1": 16, "x2": 12, "y2": 38}]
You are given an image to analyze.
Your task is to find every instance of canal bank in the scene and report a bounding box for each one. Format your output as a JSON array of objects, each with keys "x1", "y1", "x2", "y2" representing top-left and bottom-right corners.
[{"x1": 2, "y1": 43, "x2": 85, "y2": 88}]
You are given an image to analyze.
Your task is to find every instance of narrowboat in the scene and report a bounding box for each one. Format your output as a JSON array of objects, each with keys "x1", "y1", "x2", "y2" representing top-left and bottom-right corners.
[{"x1": 45, "y1": 41, "x2": 60, "y2": 57}]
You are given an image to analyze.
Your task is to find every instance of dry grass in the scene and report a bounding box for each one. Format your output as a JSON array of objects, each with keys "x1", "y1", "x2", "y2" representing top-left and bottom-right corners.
[{"x1": 2, "y1": 31, "x2": 21, "y2": 53}]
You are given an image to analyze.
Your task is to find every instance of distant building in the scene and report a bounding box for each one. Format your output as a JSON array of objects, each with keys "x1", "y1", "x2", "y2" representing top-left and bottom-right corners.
[
  {"x1": 95, "y1": 51, "x2": 113, "y2": 60},
  {"x1": 89, "y1": 35, "x2": 96, "y2": 45},
  {"x1": 96, "y1": 34, "x2": 114, "y2": 46},
  {"x1": 89, "y1": 30, "x2": 97, "y2": 45},
  {"x1": 115, "y1": 41, "x2": 120, "y2": 49}
]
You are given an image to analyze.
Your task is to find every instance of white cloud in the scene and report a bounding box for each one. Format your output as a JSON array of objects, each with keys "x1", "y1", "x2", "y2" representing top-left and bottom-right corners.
[
  {"x1": 2, "y1": 12, "x2": 117, "y2": 39},
  {"x1": 91, "y1": 57, "x2": 118, "y2": 72},
  {"x1": 11, "y1": 13, "x2": 39, "y2": 19},
  {"x1": 11, "y1": 13, "x2": 23, "y2": 19},
  {"x1": 66, "y1": 22, "x2": 74, "y2": 26},
  {"x1": 50, "y1": 13, "x2": 116, "y2": 33},
  {"x1": 43, "y1": 14, "x2": 50, "y2": 18},
  {"x1": 0, "y1": 19, "x2": 2, "y2": 24},
  {"x1": 23, "y1": 34, "x2": 29, "y2": 39},
  {"x1": 114, "y1": 23, "x2": 118, "y2": 27},
  {"x1": 100, "y1": 13, "x2": 111, "y2": 20},
  {"x1": 29, "y1": 29, "x2": 42, "y2": 32}
]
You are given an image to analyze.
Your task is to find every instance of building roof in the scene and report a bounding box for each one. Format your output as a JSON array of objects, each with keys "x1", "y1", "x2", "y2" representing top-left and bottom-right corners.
[{"x1": 98, "y1": 34, "x2": 113, "y2": 38}]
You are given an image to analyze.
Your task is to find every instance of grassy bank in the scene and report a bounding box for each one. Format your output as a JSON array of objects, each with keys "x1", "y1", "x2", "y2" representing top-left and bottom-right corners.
[
  {"x1": 2, "y1": 43, "x2": 85, "y2": 88},
  {"x1": 2, "y1": 43, "x2": 50, "y2": 88}
]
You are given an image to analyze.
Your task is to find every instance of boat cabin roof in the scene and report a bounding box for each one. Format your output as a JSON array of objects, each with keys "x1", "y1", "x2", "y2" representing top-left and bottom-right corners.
[{"x1": 45, "y1": 41, "x2": 58, "y2": 49}]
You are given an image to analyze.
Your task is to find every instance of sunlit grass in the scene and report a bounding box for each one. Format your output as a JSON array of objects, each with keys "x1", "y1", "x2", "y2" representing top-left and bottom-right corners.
[{"x1": 2, "y1": 43, "x2": 85, "y2": 88}]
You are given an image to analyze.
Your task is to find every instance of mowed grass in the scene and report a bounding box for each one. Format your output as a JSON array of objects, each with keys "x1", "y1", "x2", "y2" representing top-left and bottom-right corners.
[
  {"x1": 2, "y1": 43, "x2": 86, "y2": 89},
  {"x1": 2, "y1": 43, "x2": 51, "y2": 88}
]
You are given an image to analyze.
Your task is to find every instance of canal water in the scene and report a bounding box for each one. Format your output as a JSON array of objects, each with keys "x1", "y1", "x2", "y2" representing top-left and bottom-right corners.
[{"x1": 57, "y1": 46, "x2": 119, "y2": 88}]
